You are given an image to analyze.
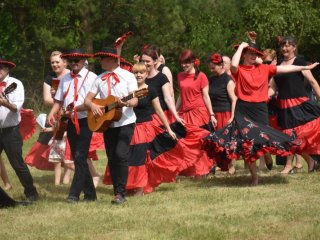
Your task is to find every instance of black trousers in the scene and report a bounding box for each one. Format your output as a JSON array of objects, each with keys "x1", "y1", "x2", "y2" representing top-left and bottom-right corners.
[
  {"x1": 104, "y1": 123, "x2": 135, "y2": 197},
  {"x1": 0, "y1": 125, "x2": 38, "y2": 198},
  {"x1": 0, "y1": 186, "x2": 16, "y2": 208},
  {"x1": 67, "y1": 118, "x2": 96, "y2": 200}
]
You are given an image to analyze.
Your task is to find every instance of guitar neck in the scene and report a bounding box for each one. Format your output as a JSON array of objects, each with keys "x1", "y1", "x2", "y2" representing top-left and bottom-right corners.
[{"x1": 106, "y1": 93, "x2": 134, "y2": 111}]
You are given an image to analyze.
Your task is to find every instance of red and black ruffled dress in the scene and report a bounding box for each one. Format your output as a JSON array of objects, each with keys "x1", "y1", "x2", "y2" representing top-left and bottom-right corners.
[
  {"x1": 204, "y1": 64, "x2": 298, "y2": 168},
  {"x1": 274, "y1": 57, "x2": 320, "y2": 155},
  {"x1": 103, "y1": 86, "x2": 189, "y2": 192}
]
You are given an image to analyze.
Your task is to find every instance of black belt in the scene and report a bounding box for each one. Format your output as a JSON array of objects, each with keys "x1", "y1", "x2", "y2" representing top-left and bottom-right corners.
[{"x1": 0, "y1": 125, "x2": 17, "y2": 134}]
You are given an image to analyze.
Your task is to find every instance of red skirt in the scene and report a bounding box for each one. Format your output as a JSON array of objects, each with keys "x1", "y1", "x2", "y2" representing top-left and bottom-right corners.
[
  {"x1": 20, "y1": 108, "x2": 37, "y2": 141},
  {"x1": 178, "y1": 106, "x2": 214, "y2": 176},
  {"x1": 215, "y1": 111, "x2": 231, "y2": 130},
  {"x1": 278, "y1": 97, "x2": 320, "y2": 155}
]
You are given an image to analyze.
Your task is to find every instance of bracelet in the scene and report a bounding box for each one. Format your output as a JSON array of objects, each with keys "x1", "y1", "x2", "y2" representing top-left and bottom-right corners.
[
  {"x1": 126, "y1": 102, "x2": 130, "y2": 107},
  {"x1": 210, "y1": 113, "x2": 215, "y2": 116}
]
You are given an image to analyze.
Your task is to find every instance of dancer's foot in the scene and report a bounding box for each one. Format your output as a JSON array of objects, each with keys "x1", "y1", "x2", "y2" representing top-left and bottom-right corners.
[
  {"x1": 3, "y1": 184, "x2": 12, "y2": 191},
  {"x1": 281, "y1": 166, "x2": 295, "y2": 174},
  {"x1": 92, "y1": 176, "x2": 100, "y2": 188}
]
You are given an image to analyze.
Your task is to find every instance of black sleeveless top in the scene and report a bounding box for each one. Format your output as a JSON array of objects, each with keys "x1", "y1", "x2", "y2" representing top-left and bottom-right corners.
[
  {"x1": 208, "y1": 72, "x2": 232, "y2": 112},
  {"x1": 274, "y1": 57, "x2": 308, "y2": 99},
  {"x1": 134, "y1": 86, "x2": 158, "y2": 123},
  {"x1": 157, "y1": 64, "x2": 165, "y2": 73},
  {"x1": 145, "y1": 72, "x2": 169, "y2": 111},
  {"x1": 44, "y1": 72, "x2": 57, "y2": 86}
]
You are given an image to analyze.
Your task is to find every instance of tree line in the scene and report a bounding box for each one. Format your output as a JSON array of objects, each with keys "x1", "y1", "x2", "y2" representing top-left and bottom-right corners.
[{"x1": 1, "y1": 0, "x2": 319, "y2": 112}]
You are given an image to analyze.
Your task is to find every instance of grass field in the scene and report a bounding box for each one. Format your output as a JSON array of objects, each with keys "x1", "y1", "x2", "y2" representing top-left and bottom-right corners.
[{"x1": 1, "y1": 132, "x2": 320, "y2": 240}]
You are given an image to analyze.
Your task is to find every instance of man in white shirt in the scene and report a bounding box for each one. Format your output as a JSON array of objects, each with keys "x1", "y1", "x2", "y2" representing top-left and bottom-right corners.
[
  {"x1": 0, "y1": 58, "x2": 38, "y2": 203},
  {"x1": 85, "y1": 47, "x2": 138, "y2": 204},
  {"x1": 47, "y1": 49, "x2": 97, "y2": 203}
]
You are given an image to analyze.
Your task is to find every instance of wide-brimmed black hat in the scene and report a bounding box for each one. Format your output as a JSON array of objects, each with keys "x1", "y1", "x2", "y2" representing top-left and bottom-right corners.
[
  {"x1": 0, "y1": 57, "x2": 16, "y2": 69},
  {"x1": 94, "y1": 47, "x2": 120, "y2": 58},
  {"x1": 233, "y1": 42, "x2": 265, "y2": 57},
  {"x1": 61, "y1": 48, "x2": 92, "y2": 59}
]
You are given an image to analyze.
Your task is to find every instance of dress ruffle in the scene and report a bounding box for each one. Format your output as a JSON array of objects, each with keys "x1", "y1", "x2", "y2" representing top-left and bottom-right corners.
[
  {"x1": 20, "y1": 108, "x2": 37, "y2": 141},
  {"x1": 204, "y1": 113, "x2": 298, "y2": 166}
]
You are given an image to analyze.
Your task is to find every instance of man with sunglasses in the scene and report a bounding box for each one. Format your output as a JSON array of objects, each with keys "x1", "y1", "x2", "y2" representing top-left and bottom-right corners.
[{"x1": 47, "y1": 49, "x2": 97, "y2": 203}]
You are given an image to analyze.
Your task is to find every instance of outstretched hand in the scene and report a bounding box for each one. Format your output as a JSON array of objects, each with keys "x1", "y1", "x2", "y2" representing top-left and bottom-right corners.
[{"x1": 306, "y1": 62, "x2": 320, "y2": 70}]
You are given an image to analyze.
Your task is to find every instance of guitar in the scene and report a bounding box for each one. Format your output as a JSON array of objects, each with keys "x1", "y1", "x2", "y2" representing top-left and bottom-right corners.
[
  {"x1": 1, "y1": 82, "x2": 17, "y2": 98},
  {"x1": 53, "y1": 103, "x2": 74, "y2": 140},
  {"x1": 87, "y1": 88, "x2": 149, "y2": 132}
]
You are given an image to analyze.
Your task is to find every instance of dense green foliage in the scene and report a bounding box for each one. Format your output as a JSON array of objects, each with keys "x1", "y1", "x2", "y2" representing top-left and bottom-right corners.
[{"x1": 0, "y1": 0, "x2": 319, "y2": 110}]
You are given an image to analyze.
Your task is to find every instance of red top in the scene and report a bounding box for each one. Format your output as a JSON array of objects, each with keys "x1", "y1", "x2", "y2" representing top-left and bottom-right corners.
[
  {"x1": 178, "y1": 71, "x2": 208, "y2": 112},
  {"x1": 232, "y1": 64, "x2": 277, "y2": 102}
]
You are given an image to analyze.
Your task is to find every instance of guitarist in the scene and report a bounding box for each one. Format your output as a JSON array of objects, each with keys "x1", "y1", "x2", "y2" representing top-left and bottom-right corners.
[
  {"x1": 85, "y1": 47, "x2": 138, "y2": 204},
  {"x1": 47, "y1": 49, "x2": 97, "y2": 203},
  {"x1": 0, "y1": 57, "x2": 39, "y2": 203}
]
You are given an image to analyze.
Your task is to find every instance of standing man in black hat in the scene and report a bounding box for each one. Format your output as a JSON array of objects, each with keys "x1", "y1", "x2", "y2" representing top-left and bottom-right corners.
[
  {"x1": 0, "y1": 57, "x2": 39, "y2": 202},
  {"x1": 85, "y1": 47, "x2": 138, "y2": 204},
  {"x1": 47, "y1": 49, "x2": 97, "y2": 203}
]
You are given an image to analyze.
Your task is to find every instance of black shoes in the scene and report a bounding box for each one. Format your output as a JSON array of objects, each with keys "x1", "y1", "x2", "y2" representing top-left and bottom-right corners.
[
  {"x1": 27, "y1": 194, "x2": 39, "y2": 202},
  {"x1": 111, "y1": 194, "x2": 127, "y2": 205},
  {"x1": 66, "y1": 196, "x2": 79, "y2": 204}
]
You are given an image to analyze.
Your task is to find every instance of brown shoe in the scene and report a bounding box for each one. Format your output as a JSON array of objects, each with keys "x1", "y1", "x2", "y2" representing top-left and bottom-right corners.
[{"x1": 111, "y1": 194, "x2": 126, "y2": 205}]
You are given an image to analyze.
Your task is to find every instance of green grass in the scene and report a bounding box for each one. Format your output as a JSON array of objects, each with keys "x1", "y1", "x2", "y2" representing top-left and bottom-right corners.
[{"x1": 1, "y1": 132, "x2": 320, "y2": 240}]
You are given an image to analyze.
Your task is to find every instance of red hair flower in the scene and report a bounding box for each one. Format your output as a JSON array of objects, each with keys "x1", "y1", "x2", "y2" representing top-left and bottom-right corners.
[{"x1": 194, "y1": 58, "x2": 200, "y2": 67}]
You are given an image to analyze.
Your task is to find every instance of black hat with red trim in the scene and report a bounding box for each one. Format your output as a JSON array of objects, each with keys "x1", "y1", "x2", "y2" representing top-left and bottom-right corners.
[
  {"x1": 0, "y1": 57, "x2": 16, "y2": 69},
  {"x1": 94, "y1": 47, "x2": 120, "y2": 59},
  {"x1": 233, "y1": 42, "x2": 265, "y2": 57},
  {"x1": 61, "y1": 48, "x2": 92, "y2": 59}
]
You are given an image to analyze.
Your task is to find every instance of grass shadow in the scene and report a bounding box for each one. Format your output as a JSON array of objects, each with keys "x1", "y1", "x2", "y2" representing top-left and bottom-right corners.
[{"x1": 196, "y1": 174, "x2": 289, "y2": 188}]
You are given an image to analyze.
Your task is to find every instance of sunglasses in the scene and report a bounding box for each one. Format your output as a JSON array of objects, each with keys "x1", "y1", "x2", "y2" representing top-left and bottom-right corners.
[
  {"x1": 263, "y1": 60, "x2": 272, "y2": 65},
  {"x1": 68, "y1": 58, "x2": 81, "y2": 63}
]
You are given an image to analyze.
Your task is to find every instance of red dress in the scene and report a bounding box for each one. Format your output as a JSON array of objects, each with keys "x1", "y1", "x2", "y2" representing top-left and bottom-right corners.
[{"x1": 177, "y1": 72, "x2": 214, "y2": 176}]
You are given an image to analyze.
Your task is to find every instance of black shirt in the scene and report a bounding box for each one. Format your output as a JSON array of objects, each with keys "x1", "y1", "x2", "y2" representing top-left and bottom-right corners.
[
  {"x1": 208, "y1": 72, "x2": 232, "y2": 112},
  {"x1": 134, "y1": 86, "x2": 158, "y2": 123},
  {"x1": 145, "y1": 72, "x2": 169, "y2": 111}
]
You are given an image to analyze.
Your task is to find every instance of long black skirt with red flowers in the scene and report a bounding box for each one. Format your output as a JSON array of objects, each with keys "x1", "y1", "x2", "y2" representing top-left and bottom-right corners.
[{"x1": 204, "y1": 100, "x2": 299, "y2": 168}]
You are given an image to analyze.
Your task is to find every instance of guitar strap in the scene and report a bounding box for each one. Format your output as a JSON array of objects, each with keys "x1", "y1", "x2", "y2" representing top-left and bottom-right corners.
[{"x1": 63, "y1": 70, "x2": 90, "y2": 135}]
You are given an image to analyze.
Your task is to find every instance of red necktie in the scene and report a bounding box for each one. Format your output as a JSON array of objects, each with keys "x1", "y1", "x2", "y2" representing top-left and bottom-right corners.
[
  {"x1": 0, "y1": 81, "x2": 6, "y2": 93},
  {"x1": 101, "y1": 72, "x2": 120, "y2": 95},
  {"x1": 70, "y1": 72, "x2": 80, "y2": 135}
]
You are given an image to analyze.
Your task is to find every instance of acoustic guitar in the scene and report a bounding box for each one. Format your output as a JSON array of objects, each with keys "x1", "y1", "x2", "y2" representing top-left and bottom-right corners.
[
  {"x1": 53, "y1": 103, "x2": 74, "y2": 140},
  {"x1": 87, "y1": 88, "x2": 148, "y2": 132}
]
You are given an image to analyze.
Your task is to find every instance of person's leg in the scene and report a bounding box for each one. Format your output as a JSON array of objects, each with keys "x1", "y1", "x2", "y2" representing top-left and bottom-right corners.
[
  {"x1": 258, "y1": 156, "x2": 266, "y2": 170},
  {"x1": 105, "y1": 124, "x2": 134, "y2": 201},
  {"x1": 301, "y1": 153, "x2": 315, "y2": 172},
  {"x1": 228, "y1": 159, "x2": 236, "y2": 175},
  {"x1": 53, "y1": 162, "x2": 62, "y2": 185},
  {"x1": 264, "y1": 153, "x2": 273, "y2": 170},
  {"x1": 247, "y1": 162, "x2": 258, "y2": 186},
  {"x1": 67, "y1": 119, "x2": 95, "y2": 201},
  {"x1": 87, "y1": 159, "x2": 100, "y2": 188},
  {"x1": 295, "y1": 154, "x2": 303, "y2": 169},
  {"x1": 1, "y1": 126, "x2": 38, "y2": 199},
  {"x1": 62, "y1": 163, "x2": 73, "y2": 185},
  {"x1": 281, "y1": 155, "x2": 294, "y2": 174},
  {"x1": 0, "y1": 156, "x2": 12, "y2": 190}
]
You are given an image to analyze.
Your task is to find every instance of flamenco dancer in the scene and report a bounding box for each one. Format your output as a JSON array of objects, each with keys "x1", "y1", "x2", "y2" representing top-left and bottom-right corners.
[
  {"x1": 269, "y1": 36, "x2": 320, "y2": 173},
  {"x1": 204, "y1": 41, "x2": 319, "y2": 186}
]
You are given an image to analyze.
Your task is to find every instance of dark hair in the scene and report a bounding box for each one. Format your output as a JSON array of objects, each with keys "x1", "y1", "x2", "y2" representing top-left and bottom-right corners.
[
  {"x1": 142, "y1": 48, "x2": 158, "y2": 61},
  {"x1": 280, "y1": 36, "x2": 297, "y2": 47},
  {"x1": 179, "y1": 49, "x2": 200, "y2": 80}
]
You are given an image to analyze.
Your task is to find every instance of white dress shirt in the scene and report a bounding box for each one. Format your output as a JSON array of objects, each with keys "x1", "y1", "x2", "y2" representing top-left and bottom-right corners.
[
  {"x1": 55, "y1": 67, "x2": 97, "y2": 119},
  {"x1": 0, "y1": 75, "x2": 24, "y2": 128},
  {"x1": 90, "y1": 66, "x2": 138, "y2": 127}
]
